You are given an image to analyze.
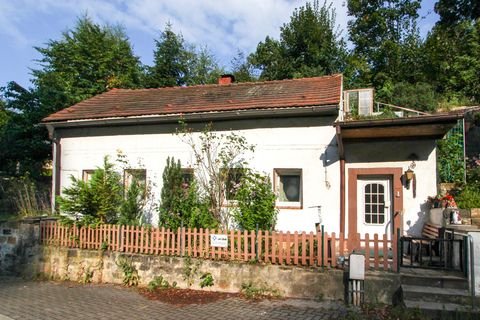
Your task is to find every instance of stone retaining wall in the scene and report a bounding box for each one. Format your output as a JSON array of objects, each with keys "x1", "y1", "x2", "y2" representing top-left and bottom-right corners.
[
  {"x1": 0, "y1": 221, "x2": 41, "y2": 276},
  {"x1": 0, "y1": 222, "x2": 401, "y2": 304},
  {"x1": 36, "y1": 246, "x2": 399, "y2": 303}
]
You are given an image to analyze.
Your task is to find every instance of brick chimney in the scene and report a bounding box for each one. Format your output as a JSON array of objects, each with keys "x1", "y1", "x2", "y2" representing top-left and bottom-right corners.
[{"x1": 218, "y1": 74, "x2": 235, "y2": 85}]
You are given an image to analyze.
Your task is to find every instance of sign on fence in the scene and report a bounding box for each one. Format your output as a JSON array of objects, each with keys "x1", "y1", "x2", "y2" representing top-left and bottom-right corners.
[{"x1": 210, "y1": 234, "x2": 228, "y2": 248}]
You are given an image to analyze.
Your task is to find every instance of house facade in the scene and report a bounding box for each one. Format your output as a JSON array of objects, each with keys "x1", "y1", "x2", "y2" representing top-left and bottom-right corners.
[{"x1": 42, "y1": 74, "x2": 461, "y2": 236}]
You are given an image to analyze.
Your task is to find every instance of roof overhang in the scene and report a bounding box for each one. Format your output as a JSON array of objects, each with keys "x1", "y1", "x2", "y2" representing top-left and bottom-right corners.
[
  {"x1": 335, "y1": 113, "x2": 464, "y2": 159},
  {"x1": 43, "y1": 104, "x2": 339, "y2": 137}
]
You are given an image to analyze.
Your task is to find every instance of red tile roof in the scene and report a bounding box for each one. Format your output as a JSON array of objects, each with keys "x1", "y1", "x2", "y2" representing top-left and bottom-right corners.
[{"x1": 42, "y1": 74, "x2": 342, "y2": 123}]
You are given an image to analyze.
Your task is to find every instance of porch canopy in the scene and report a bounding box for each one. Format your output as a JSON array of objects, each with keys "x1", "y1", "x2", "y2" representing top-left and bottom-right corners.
[{"x1": 335, "y1": 112, "x2": 464, "y2": 158}]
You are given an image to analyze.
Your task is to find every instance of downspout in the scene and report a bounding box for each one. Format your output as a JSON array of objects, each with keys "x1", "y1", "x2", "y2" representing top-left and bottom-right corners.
[
  {"x1": 336, "y1": 125, "x2": 346, "y2": 235},
  {"x1": 47, "y1": 125, "x2": 60, "y2": 213},
  {"x1": 468, "y1": 234, "x2": 476, "y2": 307}
]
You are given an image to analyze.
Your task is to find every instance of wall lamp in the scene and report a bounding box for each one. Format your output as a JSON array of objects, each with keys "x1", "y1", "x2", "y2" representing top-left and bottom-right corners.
[{"x1": 404, "y1": 153, "x2": 418, "y2": 191}]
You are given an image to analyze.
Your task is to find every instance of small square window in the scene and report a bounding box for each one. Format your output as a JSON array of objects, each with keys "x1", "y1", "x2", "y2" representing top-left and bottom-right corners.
[
  {"x1": 274, "y1": 169, "x2": 302, "y2": 208},
  {"x1": 181, "y1": 168, "x2": 194, "y2": 187},
  {"x1": 82, "y1": 170, "x2": 95, "y2": 182}
]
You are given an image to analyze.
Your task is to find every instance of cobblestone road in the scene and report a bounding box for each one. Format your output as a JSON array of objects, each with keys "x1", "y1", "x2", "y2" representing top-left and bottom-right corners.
[{"x1": 0, "y1": 277, "x2": 353, "y2": 320}]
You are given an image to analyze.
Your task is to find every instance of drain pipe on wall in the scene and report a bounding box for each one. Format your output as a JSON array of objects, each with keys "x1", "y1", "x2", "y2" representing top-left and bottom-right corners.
[{"x1": 468, "y1": 234, "x2": 476, "y2": 308}]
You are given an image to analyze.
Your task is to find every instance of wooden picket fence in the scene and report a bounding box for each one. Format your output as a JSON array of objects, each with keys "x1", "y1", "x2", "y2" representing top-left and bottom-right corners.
[{"x1": 40, "y1": 221, "x2": 397, "y2": 272}]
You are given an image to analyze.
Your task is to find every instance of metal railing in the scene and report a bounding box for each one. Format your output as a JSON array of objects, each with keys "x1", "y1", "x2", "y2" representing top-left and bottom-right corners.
[{"x1": 399, "y1": 233, "x2": 467, "y2": 274}]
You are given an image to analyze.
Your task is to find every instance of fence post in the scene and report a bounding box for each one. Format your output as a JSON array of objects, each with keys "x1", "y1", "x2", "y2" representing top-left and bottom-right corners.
[
  {"x1": 255, "y1": 223, "x2": 259, "y2": 262},
  {"x1": 321, "y1": 225, "x2": 325, "y2": 269},
  {"x1": 396, "y1": 228, "x2": 401, "y2": 273}
]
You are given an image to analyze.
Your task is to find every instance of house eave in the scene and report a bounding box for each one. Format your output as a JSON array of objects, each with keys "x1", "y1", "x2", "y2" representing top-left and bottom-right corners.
[
  {"x1": 42, "y1": 105, "x2": 339, "y2": 131},
  {"x1": 334, "y1": 113, "x2": 464, "y2": 142}
]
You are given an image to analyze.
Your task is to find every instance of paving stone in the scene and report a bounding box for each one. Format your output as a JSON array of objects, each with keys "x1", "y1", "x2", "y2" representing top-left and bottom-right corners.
[{"x1": 0, "y1": 277, "x2": 355, "y2": 320}]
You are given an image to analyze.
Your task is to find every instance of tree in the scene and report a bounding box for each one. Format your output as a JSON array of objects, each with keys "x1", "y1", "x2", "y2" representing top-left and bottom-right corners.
[
  {"x1": 0, "y1": 82, "x2": 48, "y2": 177},
  {"x1": 249, "y1": 0, "x2": 347, "y2": 80},
  {"x1": 347, "y1": 0, "x2": 422, "y2": 88},
  {"x1": 57, "y1": 157, "x2": 123, "y2": 224},
  {"x1": 177, "y1": 123, "x2": 255, "y2": 228},
  {"x1": 119, "y1": 175, "x2": 146, "y2": 226},
  {"x1": 33, "y1": 16, "x2": 142, "y2": 114},
  {"x1": 230, "y1": 50, "x2": 256, "y2": 83},
  {"x1": 1, "y1": 16, "x2": 143, "y2": 178},
  {"x1": 185, "y1": 46, "x2": 224, "y2": 86},
  {"x1": 232, "y1": 170, "x2": 277, "y2": 231},
  {"x1": 158, "y1": 157, "x2": 216, "y2": 229},
  {"x1": 423, "y1": 1, "x2": 480, "y2": 104},
  {"x1": 435, "y1": 0, "x2": 480, "y2": 26},
  {"x1": 146, "y1": 24, "x2": 223, "y2": 87}
]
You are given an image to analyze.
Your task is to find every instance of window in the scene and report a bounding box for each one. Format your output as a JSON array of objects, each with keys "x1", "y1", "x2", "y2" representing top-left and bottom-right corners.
[
  {"x1": 181, "y1": 168, "x2": 194, "y2": 187},
  {"x1": 82, "y1": 170, "x2": 95, "y2": 182},
  {"x1": 225, "y1": 168, "x2": 244, "y2": 200},
  {"x1": 364, "y1": 183, "x2": 385, "y2": 224},
  {"x1": 274, "y1": 169, "x2": 302, "y2": 208},
  {"x1": 124, "y1": 169, "x2": 147, "y2": 196},
  {"x1": 343, "y1": 88, "x2": 373, "y2": 116}
]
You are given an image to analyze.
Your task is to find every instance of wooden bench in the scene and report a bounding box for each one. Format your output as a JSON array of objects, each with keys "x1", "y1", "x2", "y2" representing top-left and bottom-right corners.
[
  {"x1": 414, "y1": 222, "x2": 442, "y2": 260},
  {"x1": 421, "y1": 222, "x2": 441, "y2": 240}
]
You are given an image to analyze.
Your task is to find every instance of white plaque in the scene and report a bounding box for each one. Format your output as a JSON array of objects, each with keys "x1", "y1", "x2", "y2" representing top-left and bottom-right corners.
[{"x1": 210, "y1": 234, "x2": 228, "y2": 248}]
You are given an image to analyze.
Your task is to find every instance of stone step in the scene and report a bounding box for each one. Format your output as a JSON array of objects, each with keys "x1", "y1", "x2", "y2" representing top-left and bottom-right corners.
[
  {"x1": 404, "y1": 299, "x2": 479, "y2": 319},
  {"x1": 402, "y1": 284, "x2": 471, "y2": 305},
  {"x1": 400, "y1": 271, "x2": 468, "y2": 290}
]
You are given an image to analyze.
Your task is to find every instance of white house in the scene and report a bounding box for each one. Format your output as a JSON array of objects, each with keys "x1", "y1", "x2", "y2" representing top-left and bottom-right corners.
[{"x1": 42, "y1": 74, "x2": 462, "y2": 237}]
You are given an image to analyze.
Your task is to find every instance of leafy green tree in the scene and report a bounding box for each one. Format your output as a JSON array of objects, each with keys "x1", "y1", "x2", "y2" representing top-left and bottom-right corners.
[
  {"x1": 382, "y1": 82, "x2": 438, "y2": 112},
  {"x1": 347, "y1": 0, "x2": 422, "y2": 88},
  {"x1": 249, "y1": 0, "x2": 347, "y2": 80},
  {"x1": 435, "y1": 0, "x2": 480, "y2": 26},
  {"x1": 1, "y1": 16, "x2": 143, "y2": 178},
  {"x1": 424, "y1": 20, "x2": 480, "y2": 103},
  {"x1": 33, "y1": 16, "x2": 142, "y2": 113},
  {"x1": 57, "y1": 156, "x2": 123, "y2": 224},
  {"x1": 230, "y1": 50, "x2": 256, "y2": 83},
  {"x1": 0, "y1": 82, "x2": 48, "y2": 177},
  {"x1": 185, "y1": 46, "x2": 224, "y2": 86},
  {"x1": 232, "y1": 170, "x2": 277, "y2": 231}
]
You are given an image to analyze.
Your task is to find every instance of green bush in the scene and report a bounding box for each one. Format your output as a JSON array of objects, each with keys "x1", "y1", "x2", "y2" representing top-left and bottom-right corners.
[
  {"x1": 455, "y1": 185, "x2": 480, "y2": 209},
  {"x1": 118, "y1": 176, "x2": 145, "y2": 226},
  {"x1": 57, "y1": 156, "x2": 123, "y2": 224},
  {"x1": 437, "y1": 133, "x2": 465, "y2": 184},
  {"x1": 232, "y1": 170, "x2": 278, "y2": 231},
  {"x1": 158, "y1": 157, "x2": 217, "y2": 229}
]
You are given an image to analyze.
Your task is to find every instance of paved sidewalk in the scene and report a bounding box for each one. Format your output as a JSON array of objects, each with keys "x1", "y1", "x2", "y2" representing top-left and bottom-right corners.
[{"x1": 0, "y1": 277, "x2": 353, "y2": 320}]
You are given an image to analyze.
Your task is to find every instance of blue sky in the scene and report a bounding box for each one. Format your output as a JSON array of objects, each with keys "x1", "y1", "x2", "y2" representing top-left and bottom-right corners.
[{"x1": 0, "y1": 0, "x2": 439, "y2": 90}]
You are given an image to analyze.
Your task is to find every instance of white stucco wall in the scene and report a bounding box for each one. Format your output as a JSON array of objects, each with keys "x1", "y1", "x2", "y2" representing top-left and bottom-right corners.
[
  {"x1": 56, "y1": 118, "x2": 341, "y2": 233},
  {"x1": 470, "y1": 231, "x2": 480, "y2": 296},
  {"x1": 344, "y1": 140, "x2": 438, "y2": 237}
]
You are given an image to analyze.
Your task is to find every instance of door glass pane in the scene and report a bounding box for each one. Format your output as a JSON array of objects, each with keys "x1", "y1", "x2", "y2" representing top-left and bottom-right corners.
[{"x1": 364, "y1": 183, "x2": 386, "y2": 225}]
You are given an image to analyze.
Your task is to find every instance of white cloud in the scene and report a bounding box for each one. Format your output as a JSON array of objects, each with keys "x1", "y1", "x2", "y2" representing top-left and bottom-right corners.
[{"x1": 0, "y1": 0, "x2": 349, "y2": 67}]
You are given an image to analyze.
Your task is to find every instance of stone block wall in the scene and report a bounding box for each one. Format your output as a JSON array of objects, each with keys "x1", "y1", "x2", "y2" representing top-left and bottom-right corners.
[
  {"x1": 36, "y1": 246, "x2": 400, "y2": 303},
  {"x1": 0, "y1": 222, "x2": 401, "y2": 304},
  {"x1": 0, "y1": 221, "x2": 41, "y2": 276}
]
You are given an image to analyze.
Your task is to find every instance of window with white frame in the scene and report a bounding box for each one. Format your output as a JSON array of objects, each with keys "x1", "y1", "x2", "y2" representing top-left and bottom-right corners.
[
  {"x1": 82, "y1": 170, "x2": 95, "y2": 182},
  {"x1": 274, "y1": 168, "x2": 302, "y2": 208}
]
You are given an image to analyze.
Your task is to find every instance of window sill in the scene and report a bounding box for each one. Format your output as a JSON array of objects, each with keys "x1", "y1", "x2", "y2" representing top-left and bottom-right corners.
[{"x1": 276, "y1": 204, "x2": 303, "y2": 210}]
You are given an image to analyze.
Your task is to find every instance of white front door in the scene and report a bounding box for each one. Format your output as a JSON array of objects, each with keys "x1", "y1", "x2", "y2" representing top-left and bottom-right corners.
[{"x1": 357, "y1": 177, "x2": 393, "y2": 239}]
